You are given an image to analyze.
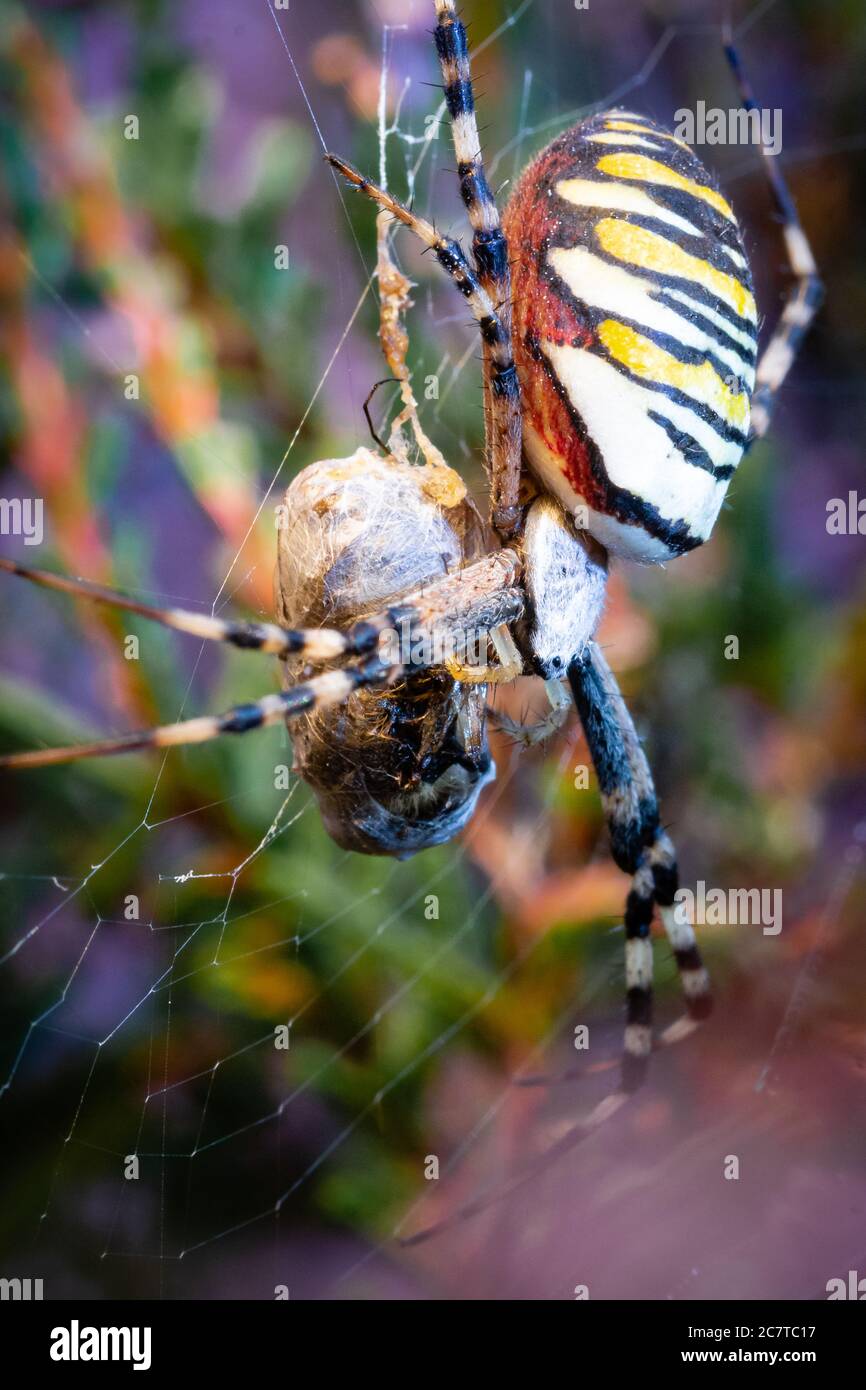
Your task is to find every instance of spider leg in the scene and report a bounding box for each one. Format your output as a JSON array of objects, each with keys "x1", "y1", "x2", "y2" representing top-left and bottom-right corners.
[
  {"x1": 326, "y1": 156, "x2": 517, "y2": 425},
  {"x1": 0, "y1": 556, "x2": 409, "y2": 661},
  {"x1": 1, "y1": 550, "x2": 524, "y2": 659},
  {"x1": 433, "y1": 0, "x2": 522, "y2": 539},
  {"x1": 486, "y1": 677, "x2": 571, "y2": 747},
  {"x1": 0, "y1": 655, "x2": 402, "y2": 769},
  {"x1": 445, "y1": 621, "x2": 524, "y2": 685},
  {"x1": 362, "y1": 375, "x2": 400, "y2": 453},
  {"x1": 568, "y1": 642, "x2": 711, "y2": 1091},
  {"x1": 723, "y1": 39, "x2": 823, "y2": 442},
  {"x1": 646, "y1": 828, "x2": 712, "y2": 1021},
  {"x1": 0, "y1": 550, "x2": 525, "y2": 769}
]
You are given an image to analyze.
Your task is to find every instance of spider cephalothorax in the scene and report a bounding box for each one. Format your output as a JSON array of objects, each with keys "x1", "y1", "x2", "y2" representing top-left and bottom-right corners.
[{"x1": 0, "y1": 4, "x2": 821, "y2": 1109}]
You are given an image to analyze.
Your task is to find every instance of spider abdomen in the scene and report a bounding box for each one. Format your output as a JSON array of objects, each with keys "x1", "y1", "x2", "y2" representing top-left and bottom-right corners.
[{"x1": 504, "y1": 109, "x2": 758, "y2": 562}]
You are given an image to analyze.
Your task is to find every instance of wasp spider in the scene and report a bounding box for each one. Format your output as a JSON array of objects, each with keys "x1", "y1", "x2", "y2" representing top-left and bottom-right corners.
[{"x1": 1, "y1": 4, "x2": 821, "y2": 1097}]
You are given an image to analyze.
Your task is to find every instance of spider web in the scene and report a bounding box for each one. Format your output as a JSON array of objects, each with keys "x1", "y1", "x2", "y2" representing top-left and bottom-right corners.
[{"x1": 1, "y1": 0, "x2": 865, "y2": 1301}]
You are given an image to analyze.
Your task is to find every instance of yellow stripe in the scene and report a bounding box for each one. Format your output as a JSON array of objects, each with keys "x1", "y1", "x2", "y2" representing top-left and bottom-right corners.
[
  {"x1": 596, "y1": 152, "x2": 736, "y2": 223},
  {"x1": 597, "y1": 319, "x2": 751, "y2": 430},
  {"x1": 596, "y1": 218, "x2": 756, "y2": 323},
  {"x1": 604, "y1": 120, "x2": 658, "y2": 132},
  {"x1": 603, "y1": 118, "x2": 691, "y2": 150}
]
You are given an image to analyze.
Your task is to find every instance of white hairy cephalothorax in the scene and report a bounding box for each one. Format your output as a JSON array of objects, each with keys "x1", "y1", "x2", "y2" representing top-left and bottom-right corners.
[{"x1": 519, "y1": 496, "x2": 608, "y2": 679}]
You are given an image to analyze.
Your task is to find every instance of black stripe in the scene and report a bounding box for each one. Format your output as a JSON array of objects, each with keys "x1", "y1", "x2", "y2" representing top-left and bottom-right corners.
[
  {"x1": 782, "y1": 321, "x2": 809, "y2": 358},
  {"x1": 803, "y1": 277, "x2": 825, "y2": 312},
  {"x1": 674, "y1": 945, "x2": 704, "y2": 973},
  {"x1": 674, "y1": 946, "x2": 712, "y2": 1018},
  {"x1": 220, "y1": 704, "x2": 266, "y2": 734},
  {"x1": 345, "y1": 620, "x2": 380, "y2": 655},
  {"x1": 625, "y1": 888, "x2": 654, "y2": 936},
  {"x1": 687, "y1": 992, "x2": 713, "y2": 1020},
  {"x1": 652, "y1": 859, "x2": 678, "y2": 906},
  {"x1": 230, "y1": 624, "x2": 279, "y2": 650},
  {"x1": 442, "y1": 78, "x2": 474, "y2": 119},
  {"x1": 652, "y1": 280, "x2": 756, "y2": 343},
  {"x1": 458, "y1": 165, "x2": 485, "y2": 208},
  {"x1": 435, "y1": 239, "x2": 476, "y2": 297},
  {"x1": 355, "y1": 654, "x2": 394, "y2": 686},
  {"x1": 492, "y1": 362, "x2": 519, "y2": 398},
  {"x1": 280, "y1": 687, "x2": 318, "y2": 718},
  {"x1": 565, "y1": 177, "x2": 750, "y2": 282},
  {"x1": 385, "y1": 602, "x2": 419, "y2": 629},
  {"x1": 626, "y1": 985, "x2": 652, "y2": 1025},
  {"x1": 568, "y1": 651, "x2": 630, "y2": 798},
  {"x1": 457, "y1": 161, "x2": 496, "y2": 217},
  {"x1": 647, "y1": 410, "x2": 737, "y2": 481},
  {"x1": 279, "y1": 655, "x2": 392, "y2": 725},
  {"x1": 479, "y1": 313, "x2": 506, "y2": 347},
  {"x1": 653, "y1": 289, "x2": 757, "y2": 366},
  {"x1": 277, "y1": 631, "x2": 310, "y2": 654},
  {"x1": 473, "y1": 228, "x2": 508, "y2": 284},
  {"x1": 631, "y1": 182, "x2": 741, "y2": 253}
]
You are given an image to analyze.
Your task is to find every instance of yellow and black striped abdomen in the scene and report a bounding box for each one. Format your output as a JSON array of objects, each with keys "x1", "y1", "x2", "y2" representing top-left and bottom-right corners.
[{"x1": 504, "y1": 110, "x2": 758, "y2": 561}]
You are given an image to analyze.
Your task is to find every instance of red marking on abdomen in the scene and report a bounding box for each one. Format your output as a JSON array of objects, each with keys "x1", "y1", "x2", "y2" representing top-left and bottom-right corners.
[{"x1": 503, "y1": 131, "x2": 603, "y2": 508}]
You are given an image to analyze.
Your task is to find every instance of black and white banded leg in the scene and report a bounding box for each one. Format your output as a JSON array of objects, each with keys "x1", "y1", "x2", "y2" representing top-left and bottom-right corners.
[
  {"x1": 0, "y1": 557, "x2": 410, "y2": 661},
  {"x1": 568, "y1": 642, "x2": 711, "y2": 1090},
  {"x1": 724, "y1": 40, "x2": 824, "y2": 442},
  {"x1": 646, "y1": 829, "x2": 712, "y2": 1034},
  {"x1": 433, "y1": 0, "x2": 522, "y2": 538},
  {"x1": 0, "y1": 550, "x2": 524, "y2": 770},
  {"x1": 0, "y1": 655, "x2": 404, "y2": 769},
  {"x1": 325, "y1": 155, "x2": 520, "y2": 524}
]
